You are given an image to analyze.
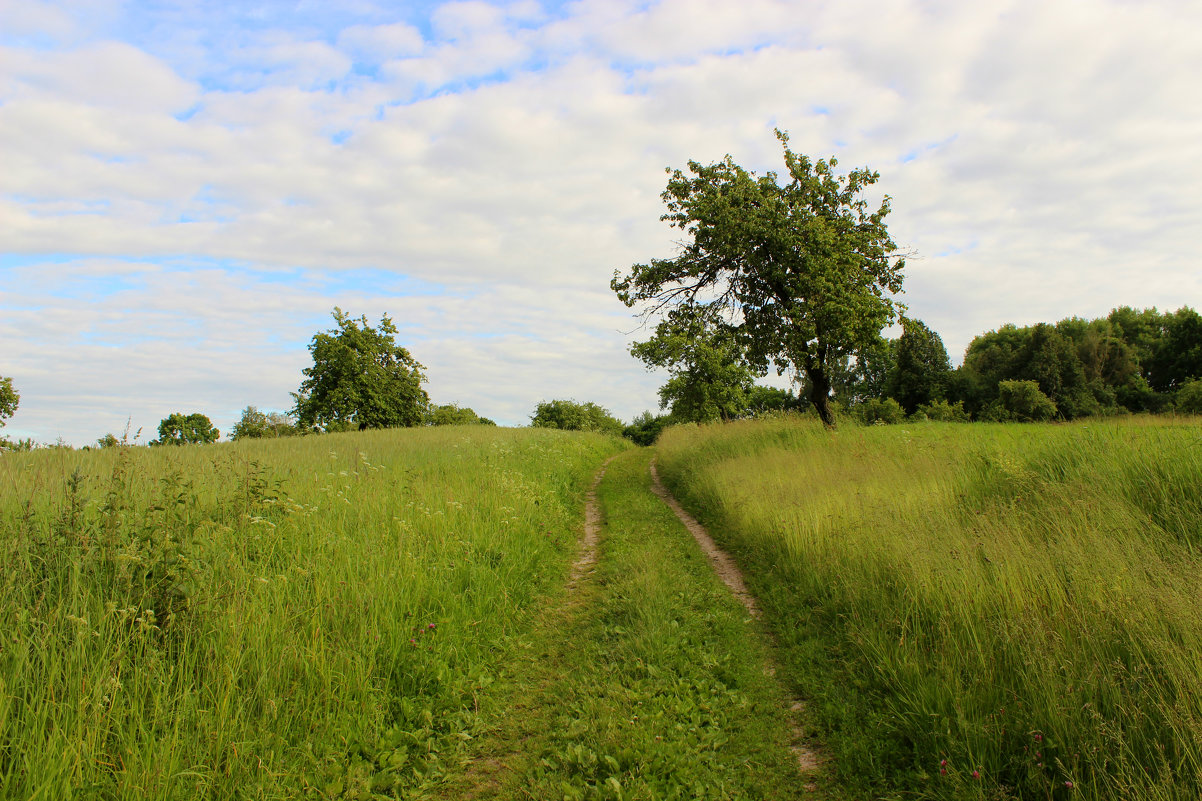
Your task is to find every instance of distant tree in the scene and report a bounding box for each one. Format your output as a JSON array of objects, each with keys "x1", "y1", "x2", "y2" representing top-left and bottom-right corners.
[
  {"x1": 231, "y1": 406, "x2": 300, "y2": 440},
  {"x1": 0, "y1": 376, "x2": 18, "y2": 427},
  {"x1": 830, "y1": 336, "x2": 896, "y2": 406},
  {"x1": 623, "y1": 411, "x2": 672, "y2": 446},
  {"x1": 151, "y1": 413, "x2": 220, "y2": 446},
  {"x1": 886, "y1": 318, "x2": 951, "y2": 414},
  {"x1": 294, "y1": 308, "x2": 429, "y2": 431},
  {"x1": 1146, "y1": 307, "x2": 1202, "y2": 393},
  {"x1": 630, "y1": 307, "x2": 757, "y2": 423},
  {"x1": 96, "y1": 433, "x2": 121, "y2": 448},
  {"x1": 531, "y1": 400, "x2": 623, "y2": 435},
  {"x1": 612, "y1": 129, "x2": 905, "y2": 428},
  {"x1": 744, "y1": 385, "x2": 806, "y2": 415},
  {"x1": 427, "y1": 404, "x2": 495, "y2": 426}
]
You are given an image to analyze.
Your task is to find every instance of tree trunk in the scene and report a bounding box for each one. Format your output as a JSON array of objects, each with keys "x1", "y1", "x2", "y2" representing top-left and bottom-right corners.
[{"x1": 805, "y1": 368, "x2": 836, "y2": 428}]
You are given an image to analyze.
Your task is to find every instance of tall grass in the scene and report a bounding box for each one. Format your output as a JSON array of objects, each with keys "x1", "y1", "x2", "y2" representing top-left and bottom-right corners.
[
  {"x1": 656, "y1": 415, "x2": 1202, "y2": 800},
  {"x1": 0, "y1": 426, "x2": 626, "y2": 799}
]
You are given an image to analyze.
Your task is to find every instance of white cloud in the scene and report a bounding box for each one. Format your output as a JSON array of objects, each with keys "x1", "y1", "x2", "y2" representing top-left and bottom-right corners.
[{"x1": 2, "y1": 0, "x2": 1201, "y2": 443}]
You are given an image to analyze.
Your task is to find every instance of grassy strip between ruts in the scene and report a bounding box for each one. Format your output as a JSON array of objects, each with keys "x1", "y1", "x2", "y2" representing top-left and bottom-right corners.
[{"x1": 442, "y1": 447, "x2": 829, "y2": 801}]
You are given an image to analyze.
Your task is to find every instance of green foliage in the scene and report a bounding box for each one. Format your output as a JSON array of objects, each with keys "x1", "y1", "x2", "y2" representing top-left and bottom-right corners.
[
  {"x1": 231, "y1": 406, "x2": 302, "y2": 440},
  {"x1": 887, "y1": 318, "x2": 951, "y2": 414},
  {"x1": 856, "y1": 397, "x2": 905, "y2": 425},
  {"x1": 629, "y1": 307, "x2": 757, "y2": 423},
  {"x1": 612, "y1": 128, "x2": 905, "y2": 427},
  {"x1": 530, "y1": 400, "x2": 623, "y2": 435},
  {"x1": 657, "y1": 416, "x2": 1202, "y2": 800},
  {"x1": 1176, "y1": 379, "x2": 1202, "y2": 414},
  {"x1": 830, "y1": 335, "x2": 896, "y2": 406},
  {"x1": 294, "y1": 308, "x2": 429, "y2": 431},
  {"x1": 1146, "y1": 306, "x2": 1202, "y2": 392},
  {"x1": 151, "y1": 412, "x2": 220, "y2": 445},
  {"x1": 985, "y1": 379, "x2": 1058, "y2": 422},
  {"x1": 914, "y1": 399, "x2": 970, "y2": 422},
  {"x1": 426, "y1": 403, "x2": 495, "y2": 426},
  {"x1": 0, "y1": 375, "x2": 19, "y2": 427},
  {"x1": 621, "y1": 410, "x2": 671, "y2": 446},
  {"x1": 744, "y1": 384, "x2": 805, "y2": 415}
]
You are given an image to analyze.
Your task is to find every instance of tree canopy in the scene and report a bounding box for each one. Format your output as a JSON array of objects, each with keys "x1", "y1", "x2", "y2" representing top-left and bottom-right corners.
[
  {"x1": 293, "y1": 308, "x2": 429, "y2": 431},
  {"x1": 151, "y1": 413, "x2": 219, "y2": 446},
  {"x1": 612, "y1": 129, "x2": 905, "y2": 427},
  {"x1": 629, "y1": 307, "x2": 756, "y2": 423},
  {"x1": 0, "y1": 377, "x2": 18, "y2": 427},
  {"x1": 231, "y1": 406, "x2": 301, "y2": 440}
]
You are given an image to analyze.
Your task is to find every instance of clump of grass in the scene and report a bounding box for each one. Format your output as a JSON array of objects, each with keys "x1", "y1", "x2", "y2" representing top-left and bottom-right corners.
[
  {"x1": 0, "y1": 426, "x2": 626, "y2": 798},
  {"x1": 656, "y1": 415, "x2": 1202, "y2": 800}
]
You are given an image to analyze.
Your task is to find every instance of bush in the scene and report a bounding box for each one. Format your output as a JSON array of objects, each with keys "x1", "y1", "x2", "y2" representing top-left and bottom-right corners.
[
  {"x1": 983, "y1": 380, "x2": 1058, "y2": 422},
  {"x1": 426, "y1": 404, "x2": 496, "y2": 426},
  {"x1": 1176, "y1": 379, "x2": 1202, "y2": 415},
  {"x1": 914, "y1": 399, "x2": 970, "y2": 422},
  {"x1": 857, "y1": 398, "x2": 905, "y2": 425}
]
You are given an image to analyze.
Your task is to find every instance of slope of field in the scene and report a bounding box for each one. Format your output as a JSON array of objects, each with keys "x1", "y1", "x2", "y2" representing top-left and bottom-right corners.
[
  {"x1": 656, "y1": 416, "x2": 1202, "y2": 801},
  {"x1": 0, "y1": 426, "x2": 626, "y2": 799}
]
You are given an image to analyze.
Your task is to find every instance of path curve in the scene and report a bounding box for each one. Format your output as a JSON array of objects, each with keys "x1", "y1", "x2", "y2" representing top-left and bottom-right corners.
[{"x1": 649, "y1": 458, "x2": 822, "y2": 777}]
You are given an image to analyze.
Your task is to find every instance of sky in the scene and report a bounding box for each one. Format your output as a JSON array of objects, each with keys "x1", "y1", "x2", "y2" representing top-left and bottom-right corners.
[{"x1": 2, "y1": 0, "x2": 1200, "y2": 446}]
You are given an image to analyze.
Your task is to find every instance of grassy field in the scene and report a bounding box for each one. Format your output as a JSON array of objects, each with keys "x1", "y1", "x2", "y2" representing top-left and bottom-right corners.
[
  {"x1": 656, "y1": 415, "x2": 1202, "y2": 800},
  {"x1": 443, "y1": 448, "x2": 818, "y2": 800},
  {"x1": 0, "y1": 426, "x2": 626, "y2": 799}
]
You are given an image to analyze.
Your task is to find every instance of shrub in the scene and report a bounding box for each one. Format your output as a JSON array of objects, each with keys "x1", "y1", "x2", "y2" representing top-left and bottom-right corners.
[
  {"x1": 1176, "y1": 379, "x2": 1202, "y2": 415},
  {"x1": 984, "y1": 380, "x2": 1058, "y2": 422},
  {"x1": 857, "y1": 398, "x2": 905, "y2": 425},
  {"x1": 914, "y1": 399, "x2": 970, "y2": 422}
]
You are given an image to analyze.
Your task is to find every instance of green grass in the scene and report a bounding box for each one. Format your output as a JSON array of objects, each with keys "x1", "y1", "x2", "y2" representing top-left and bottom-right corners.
[
  {"x1": 0, "y1": 426, "x2": 627, "y2": 799},
  {"x1": 655, "y1": 415, "x2": 1202, "y2": 800},
  {"x1": 444, "y1": 448, "x2": 820, "y2": 800}
]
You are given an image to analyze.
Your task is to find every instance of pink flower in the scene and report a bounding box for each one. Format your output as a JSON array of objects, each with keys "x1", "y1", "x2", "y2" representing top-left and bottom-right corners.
[
  {"x1": 1065, "y1": 781, "x2": 1074, "y2": 789},
  {"x1": 940, "y1": 759, "x2": 947, "y2": 767},
  {"x1": 940, "y1": 768, "x2": 947, "y2": 775},
  {"x1": 972, "y1": 770, "x2": 980, "y2": 780},
  {"x1": 1034, "y1": 733, "x2": 1043, "y2": 742}
]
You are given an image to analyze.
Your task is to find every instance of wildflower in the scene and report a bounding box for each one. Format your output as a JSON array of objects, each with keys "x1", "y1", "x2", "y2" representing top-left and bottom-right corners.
[
  {"x1": 1034, "y1": 733, "x2": 1043, "y2": 742},
  {"x1": 1064, "y1": 781, "x2": 1074, "y2": 789},
  {"x1": 427, "y1": 623, "x2": 436, "y2": 630},
  {"x1": 940, "y1": 768, "x2": 947, "y2": 775},
  {"x1": 940, "y1": 759, "x2": 947, "y2": 767},
  {"x1": 971, "y1": 770, "x2": 980, "y2": 780}
]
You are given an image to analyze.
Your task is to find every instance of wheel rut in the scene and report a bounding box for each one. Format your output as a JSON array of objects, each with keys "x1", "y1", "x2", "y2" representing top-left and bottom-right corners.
[{"x1": 649, "y1": 458, "x2": 823, "y2": 777}]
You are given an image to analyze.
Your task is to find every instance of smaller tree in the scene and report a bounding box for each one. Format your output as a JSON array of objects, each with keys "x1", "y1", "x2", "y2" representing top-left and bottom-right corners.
[
  {"x1": 0, "y1": 376, "x2": 19, "y2": 427},
  {"x1": 152, "y1": 413, "x2": 220, "y2": 446},
  {"x1": 887, "y1": 318, "x2": 951, "y2": 414},
  {"x1": 1176, "y1": 379, "x2": 1202, "y2": 415},
  {"x1": 427, "y1": 404, "x2": 495, "y2": 426},
  {"x1": 531, "y1": 400, "x2": 623, "y2": 435},
  {"x1": 623, "y1": 411, "x2": 672, "y2": 446},
  {"x1": 231, "y1": 406, "x2": 300, "y2": 440},
  {"x1": 294, "y1": 308, "x2": 430, "y2": 431}
]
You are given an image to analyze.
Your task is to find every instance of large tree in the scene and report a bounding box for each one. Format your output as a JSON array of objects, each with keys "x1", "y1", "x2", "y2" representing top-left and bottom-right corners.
[
  {"x1": 294, "y1": 308, "x2": 429, "y2": 431},
  {"x1": 612, "y1": 130, "x2": 905, "y2": 427}
]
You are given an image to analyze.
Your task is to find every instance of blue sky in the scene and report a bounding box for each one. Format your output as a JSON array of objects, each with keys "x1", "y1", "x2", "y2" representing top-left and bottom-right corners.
[{"x1": 2, "y1": 0, "x2": 1201, "y2": 445}]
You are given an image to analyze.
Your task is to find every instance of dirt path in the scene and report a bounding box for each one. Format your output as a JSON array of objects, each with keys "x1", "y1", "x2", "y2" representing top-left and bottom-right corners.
[
  {"x1": 649, "y1": 458, "x2": 822, "y2": 776},
  {"x1": 569, "y1": 456, "x2": 613, "y2": 585}
]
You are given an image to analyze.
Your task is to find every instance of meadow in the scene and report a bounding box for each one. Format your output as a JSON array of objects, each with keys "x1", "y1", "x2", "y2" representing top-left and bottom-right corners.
[
  {"x1": 0, "y1": 426, "x2": 626, "y2": 799},
  {"x1": 656, "y1": 415, "x2": 1202, "y2": 800}
]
